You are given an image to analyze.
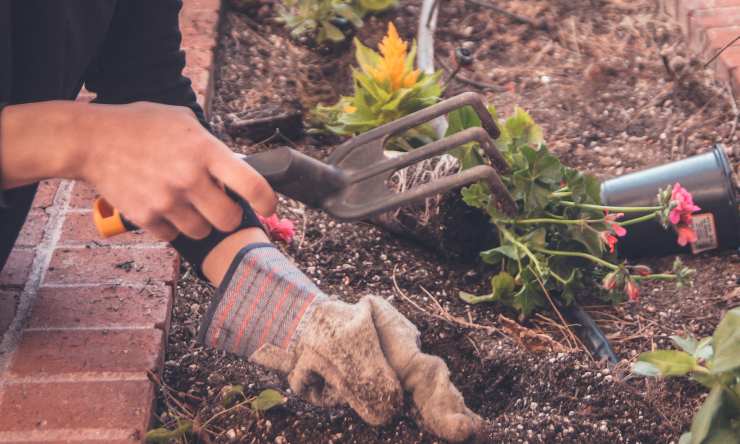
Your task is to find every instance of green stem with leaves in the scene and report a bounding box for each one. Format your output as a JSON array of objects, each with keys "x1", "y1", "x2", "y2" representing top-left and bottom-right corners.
[
  {"x1": 558, "y1": 201, "x2": 662, "y2": 213},
  {"x1": 531, "y1": 246, "x2": 619, "y2": 271},
  {"x1": 618, "y1": 212, "x2": 659, "y2": 227}
]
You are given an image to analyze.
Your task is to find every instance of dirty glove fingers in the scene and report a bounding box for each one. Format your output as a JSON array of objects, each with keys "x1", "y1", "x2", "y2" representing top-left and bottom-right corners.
[
  {"x1": 367, "y1": 296, "x2": 482, "y2": 443},
  {"x1": 290, "y1": 299, "x2": 404, "y2": 426}
]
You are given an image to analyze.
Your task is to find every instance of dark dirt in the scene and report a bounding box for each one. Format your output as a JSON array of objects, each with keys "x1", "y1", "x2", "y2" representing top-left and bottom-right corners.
[{"x1": 155, "y1": 0, "x2": 740, "y2": 442}]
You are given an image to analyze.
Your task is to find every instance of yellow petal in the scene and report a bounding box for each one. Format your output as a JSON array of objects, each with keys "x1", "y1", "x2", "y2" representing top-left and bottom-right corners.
[
  {"x1": 402, "y1": 69, "x2": 420, "y2": 88},
  {"x1": 343, "y1": 105, "x2": 357, "y2": 113}
]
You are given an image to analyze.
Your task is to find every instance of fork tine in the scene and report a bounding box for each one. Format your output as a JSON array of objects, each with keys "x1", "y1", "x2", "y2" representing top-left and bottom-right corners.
[
  {"x1": 327, "y1": 92, "x2": 500, "y2": 165},
  {"x1": 347, "y1": 127, "x2": 508, "y2": 184},
  {"x1": 327, "y1": 165, "x2": 516, "y2": 220}
]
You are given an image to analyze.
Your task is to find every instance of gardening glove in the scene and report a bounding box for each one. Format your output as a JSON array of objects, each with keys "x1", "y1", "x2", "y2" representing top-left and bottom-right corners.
[{"x1": 199, "y1": 244, "x2": 481, "y2": 442}]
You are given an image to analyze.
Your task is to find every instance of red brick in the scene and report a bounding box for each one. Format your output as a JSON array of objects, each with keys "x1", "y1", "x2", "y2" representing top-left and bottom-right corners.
[
  {"x1": 69, "y1": 181, "x2": 99, "y2": 209},
  {"x1": 32, "y1": 179, "x2": 60, "y2": 209},
  {"x1": 673, "y1": 0, "x2": 740, "y2": 28},
  {"x1": 688, "y1": 7, "x2": 740, "y2": 42},
  {"x1": 0, "y1": 380, "x2": 153, "y2": 435},
  {"x1": 0, "y1": 289, "x2": 19, "y2": 335},
  {"x1": 15, "y1": 209, "x2": 49, "y2": 248},
  {"x1": 44, "y1": 247, "x2": 179, "y2": 286},
  {"x1": 716, "y1": 45, "x2": 740, "y2": 80},
  {"x1": 59, "y1": 212, "x2": 162, "y2": 246},
  {"x1": 0, "y1": 249, "x2": 34, "y2": 288},
  {"x1": 180, "y1": 9, "x2": 220, "y2": 49},
  {"x1": 28, "y1": 285, "x2": 172, "y2": 331},
  {"x1": 8, "y1": 329, "x2": 163, "y2": 378}
]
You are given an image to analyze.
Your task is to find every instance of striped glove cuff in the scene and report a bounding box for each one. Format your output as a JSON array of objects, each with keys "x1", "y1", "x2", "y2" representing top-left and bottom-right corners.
[{"x1": 198, "y1": 244, "x2": 326, "y2": 358}]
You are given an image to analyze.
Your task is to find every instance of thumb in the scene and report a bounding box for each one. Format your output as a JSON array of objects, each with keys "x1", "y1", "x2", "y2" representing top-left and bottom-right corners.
[
  {"x1": 249, "y1": 343, "x2": 295, "y2": 374},
  {"x1": 366, "y1": 296, "x2": 483, "y2": 443}
]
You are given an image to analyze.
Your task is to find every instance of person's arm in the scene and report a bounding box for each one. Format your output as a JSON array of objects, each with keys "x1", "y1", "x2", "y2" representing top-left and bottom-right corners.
[
  {"x1": 0, "y1": 0, "x2": 276, "y2": 245},
  {"x1": 0, "y1": 97, "x2": 275, "y2": 244}
]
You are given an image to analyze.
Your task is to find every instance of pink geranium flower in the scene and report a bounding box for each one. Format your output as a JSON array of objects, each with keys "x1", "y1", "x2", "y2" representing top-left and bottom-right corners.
[
  {"x1": 599, "y1": 231, "x2": 618, "y2": 254},
  {"x1": 258, "y1": 214, "x2": 295, "y2": 243},
  {"x1": 604, "y1": 211, "x2": 627, "y2": 237},
  {"x1": 676, "y1": 224, "x2": 698, "y2": 247},
  {"x1": 669, "y1": 183, "x2": 701, "y2": 225}
]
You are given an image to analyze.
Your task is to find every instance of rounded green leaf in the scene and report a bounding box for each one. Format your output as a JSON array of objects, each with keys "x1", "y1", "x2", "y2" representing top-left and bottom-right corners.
[{"x1": 250, "y1": 388, "x2": 286, "y2": 413}]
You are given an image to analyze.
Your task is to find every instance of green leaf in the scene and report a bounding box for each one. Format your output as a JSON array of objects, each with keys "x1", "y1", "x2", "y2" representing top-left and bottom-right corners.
[
  {"x1": 521, "y1": 228, "x2": 547, "y2": 250},
  {"x1": 461, "y1": 183, "x2": 490, "y2": 209},
  {"x1": 480, "y1": 245, "x2": 521, "y2": 263},
  {"x1": 145, "y1": 420, "x2": 193, "y2": 443},
  {"x1": 221, "y1": 384, "x2": 245, "y2": 408},
  {"x1": 354, "y1": 38, "x2": 382, "y2": 74},
  {"x1": 632, "y1": 361, "x2": 662, "y2": 377},
  {"x1": 695, "y1": 337, "x2": 714, "y2": 361},
  {"x1": 321, "y1": 20, "x2": 345, "y2": 42},
  {"x1": 711, "y1": 307, "x2": 740, "y2": 374},
  {"x1": 689, "y1": 386, "x2": 729, "y2": 444},
  {"x1": 678, "y1": 432, "x2": 692, "y2": 444},
  {"x1": 636, "y1": 350, "x2": 701, "y2": 377},
  {"x1": 446, "y1": 106, "x2": 482, "y2": 136},
  {"x1": 333, "y1": 3, "x2": 364, "y2": 27},
  {"x1": 672, "y1": 335, "x2": 699, "y2": 355},
  {"x1": 512, "y1": 280, "x2": 545, "y2": 317},
  {"x1": 250, "y1": 388, "x2": 286, "y2": 413},
  {"x1": 359, "y1": 0, "x2": 396, "y2": 12},
  {"x1": 568, "y1": 224, "x2": 604, "y2": 257}
]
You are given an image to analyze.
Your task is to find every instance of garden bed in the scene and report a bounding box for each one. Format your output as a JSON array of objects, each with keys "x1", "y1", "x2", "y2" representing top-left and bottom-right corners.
[{"x1": 156, "y1": 0, "x2": 740, "y2": 442}]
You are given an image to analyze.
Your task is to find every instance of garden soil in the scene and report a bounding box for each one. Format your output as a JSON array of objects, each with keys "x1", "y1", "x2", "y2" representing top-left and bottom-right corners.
[{"x1": 156, "y1": 0, "x2": 740, "y2": 442}]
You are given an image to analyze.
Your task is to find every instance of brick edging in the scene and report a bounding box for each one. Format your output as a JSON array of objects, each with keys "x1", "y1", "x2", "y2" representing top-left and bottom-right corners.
[
  {"x1": 0, "y1": 0, "x2": 224, "y2": 442},
  {"x1": 661, "y1": 0, "x2": 740, "y2": 93}
]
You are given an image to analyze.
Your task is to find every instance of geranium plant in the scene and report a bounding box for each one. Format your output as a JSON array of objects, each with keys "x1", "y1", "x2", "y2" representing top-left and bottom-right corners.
[
  {"x1": 633, "y1": 307, "x2": 740, "y2": 444},
  {"x1": 278, "y1": 0, "x2": 396, "y2": 43},
  {"x1": 449, "y1": 105, "x2": 697, "y2": 316},
  {"x1": 312, "y1": 22, "x2": 443, "y2": 149}
]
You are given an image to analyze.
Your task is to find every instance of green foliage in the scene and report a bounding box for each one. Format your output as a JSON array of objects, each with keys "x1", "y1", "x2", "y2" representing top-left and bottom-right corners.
[
  {"x1": 311, "y1": 26, "x2": 443, "y2": 149},
  {"x1": 145, "y1": 419, "x2": 193, "y2": 443},
  {"x1": 448, "y1": 104, "x2": 694, "y2": 317},
  {"x1": 250, "y1": 388, "x2": 287, "y2": 413},
  {"x1": 633, "y1": 308, "x2": 740, "y2": 444},
  {"x1": 277, "y1": 0, "x2": 395, "y2": 43}
]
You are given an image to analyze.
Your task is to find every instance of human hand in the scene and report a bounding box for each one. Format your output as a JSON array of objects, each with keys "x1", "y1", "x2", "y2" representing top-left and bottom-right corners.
[
  {"x1": 79, "y1": 102, "x2": 276, "y2": 240},
  {"x1": 250, "y1": 296, "x2": 482, "y2": 442}
]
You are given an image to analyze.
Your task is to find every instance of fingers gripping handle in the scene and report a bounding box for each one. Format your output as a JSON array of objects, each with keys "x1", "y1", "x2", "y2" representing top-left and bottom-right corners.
[{"x1": 91, "y1": 147, "x2": 342, "y2": 238}]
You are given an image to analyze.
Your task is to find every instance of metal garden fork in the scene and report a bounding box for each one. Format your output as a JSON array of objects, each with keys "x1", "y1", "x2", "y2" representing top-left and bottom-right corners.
[{"x1": 93, "y1": 92, "x2": 516, "y2": 237}]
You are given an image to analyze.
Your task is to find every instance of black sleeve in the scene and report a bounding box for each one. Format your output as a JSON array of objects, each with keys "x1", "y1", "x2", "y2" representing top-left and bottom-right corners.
[
  {"x1": 0, "y1": 102, "x2": 8, "y2": 208},
  {"x1": 83, "y1": 0, "x2": 208, "y2": 128}
]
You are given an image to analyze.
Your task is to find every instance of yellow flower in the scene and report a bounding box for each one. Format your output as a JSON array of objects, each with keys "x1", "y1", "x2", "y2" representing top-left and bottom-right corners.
[
  {"x1": 369, "y1": 22, "x2": 420, "y2": 91},
  {"x1": 343, "y1": 105, "x2": 357, "y2": 113}
]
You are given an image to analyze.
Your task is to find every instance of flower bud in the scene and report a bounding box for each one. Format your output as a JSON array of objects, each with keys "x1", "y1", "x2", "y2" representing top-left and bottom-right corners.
[
  {"x1": 602, "y1": 272, "x2": 617, "y2": 291},
  {"x1": 625, "y1": 279, "x2": 640, "y2": 302},
  {"x1": 631, "y1": 265, "x2": 652, "y2": 276}
]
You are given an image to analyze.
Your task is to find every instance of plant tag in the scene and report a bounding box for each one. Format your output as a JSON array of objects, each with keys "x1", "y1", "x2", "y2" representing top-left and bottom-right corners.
[{"x1": 690, "y1": 213, "x2": 718, "y2": 254}]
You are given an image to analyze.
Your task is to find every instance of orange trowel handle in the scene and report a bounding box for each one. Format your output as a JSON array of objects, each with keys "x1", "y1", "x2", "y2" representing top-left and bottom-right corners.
[{"x1": 92, "y1": 198, "x2": 138, "y2": 238}]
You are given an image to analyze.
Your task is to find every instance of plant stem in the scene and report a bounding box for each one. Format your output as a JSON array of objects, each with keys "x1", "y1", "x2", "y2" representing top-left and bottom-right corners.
[
  {"x1": 559, "y1": 201, "x2": 662, "y2": 213},
  {"x1": 510, "y1": 217, "x2": 586, "y2": 226},
  {"x1": 633, "y1": 273, "x2": 676, "y2": 281},
  {"x1": 618, "y1": 212, "x2": 658, "y2": 226},
  {"x1": 532, "y1": 246, "x2": 619, "y2": 271},
  {"x1": 551, "y1": 191, "x2": 572, "y2": 198},
  {"x1": 499, "y1": 227, "x2": 547, "y2": 277}
]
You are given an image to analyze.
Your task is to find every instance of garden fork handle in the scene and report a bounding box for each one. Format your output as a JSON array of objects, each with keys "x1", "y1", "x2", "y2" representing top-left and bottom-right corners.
[{"x1": 92, "y1": 148, "x2": 346, "y2": 238}]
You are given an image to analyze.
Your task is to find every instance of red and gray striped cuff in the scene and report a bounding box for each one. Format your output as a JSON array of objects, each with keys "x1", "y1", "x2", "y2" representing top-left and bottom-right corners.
[{"x1": 198, "y1": 244, "x2": 326, "y2": 357}]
